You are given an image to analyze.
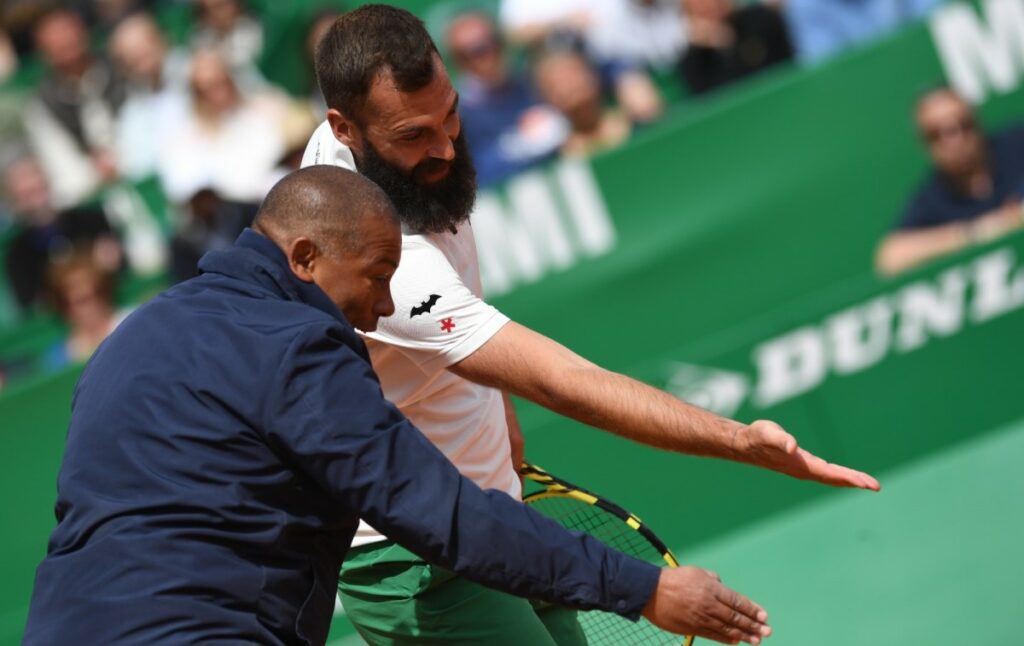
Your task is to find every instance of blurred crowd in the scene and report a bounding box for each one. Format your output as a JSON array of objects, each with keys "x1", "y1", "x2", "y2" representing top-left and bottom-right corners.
[{"x1": 0, "y1": 0, "x2": 949, "y2": 389}]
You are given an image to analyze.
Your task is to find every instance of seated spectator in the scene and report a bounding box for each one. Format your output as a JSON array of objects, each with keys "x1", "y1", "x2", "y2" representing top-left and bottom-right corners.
[
  {"x1": 42, "y1": 251, "x2": 127, "y2": 370},
  {"x1": 677, "y1": 0, "x2": 793, "y2": 96},
  {"x1": 534, "y1": 49, "x2": 631, "y2": 158},
  {"x1": 108, "y1": 12, "x2": 190, "y2": 180},
  {"x1": 156, "y1": 49, "x2": 284, "y2": 206},
  {"x1": 190, "y1": 0, "x2": 264, "y2": 86},
  {"x1": 23, "y1": 7, "x2": 125, "y2": 208},
  {"x1": 783, "y1": 0, "x2": 942, "y2": 65},
  {"x1": 499, "y1": 0, "x2": 665, "y2": 124},
  {"x1": 3, "y1": 154, "x2": 121, "y2": 313},
  {"x1": 876, "y1": 88, "x2": 1024, "y2": 275},
  {"x1": 169, "y1": 189, "x2": 256, "y2": 283},
  {"x1": 446, "y1": 11, "x2": 566, "y2": 187}
]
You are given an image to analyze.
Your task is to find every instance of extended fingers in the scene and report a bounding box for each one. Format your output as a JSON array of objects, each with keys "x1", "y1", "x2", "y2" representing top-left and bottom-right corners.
[
  {"x1": 801, "y1": 451, "x2": 881, "y2": 491},
  {"x1": 704, "y1": 601, "x2": 771, "y2": 643},
  {"x1": 695, "y1": 617, "x2": 770, "y2": 645},
  {"x1": 718, "y1": 587, "x2": 768, "y2": 624}
]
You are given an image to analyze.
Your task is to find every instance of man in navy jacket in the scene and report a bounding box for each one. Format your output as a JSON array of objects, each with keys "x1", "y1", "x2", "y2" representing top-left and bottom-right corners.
[{"x1": 24, "y1": 167, "x2": 771, "y2": 645}]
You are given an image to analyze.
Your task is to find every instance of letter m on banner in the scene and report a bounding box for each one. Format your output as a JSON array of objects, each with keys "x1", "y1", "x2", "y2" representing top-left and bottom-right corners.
[{"x1": 931, "y1": 0, "x2": 1024, "y2": 103}]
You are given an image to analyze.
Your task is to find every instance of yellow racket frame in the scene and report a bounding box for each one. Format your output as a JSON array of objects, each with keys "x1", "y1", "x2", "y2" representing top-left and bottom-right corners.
[{"x1": 521, "y1": 462, "x2": 694, "y2": 646}]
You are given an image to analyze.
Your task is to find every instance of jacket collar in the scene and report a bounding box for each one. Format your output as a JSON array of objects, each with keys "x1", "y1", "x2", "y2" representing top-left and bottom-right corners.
[{"x1": 198, "y1": 228, "x2": 351, "y2": 328}]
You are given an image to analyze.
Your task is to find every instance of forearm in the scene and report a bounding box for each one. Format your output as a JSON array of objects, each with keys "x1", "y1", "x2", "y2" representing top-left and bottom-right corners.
[
  {"x1": 875, "y1": 224, "x2": 971, "y2": 275},
  {"x1": 453, "y1": 323, "x2": 745, "y2": 460},
  {"x1": 529, "y1": 362, "x2": 743, "y2": 459},
  {"x1": 347, "y1": 422, "x2": 660, "y2": 617}
]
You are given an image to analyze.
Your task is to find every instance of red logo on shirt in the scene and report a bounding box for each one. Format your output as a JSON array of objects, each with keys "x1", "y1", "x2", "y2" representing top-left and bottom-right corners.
[{"x1": 440, "y1": 318, "x2": 455, "y2": 333}]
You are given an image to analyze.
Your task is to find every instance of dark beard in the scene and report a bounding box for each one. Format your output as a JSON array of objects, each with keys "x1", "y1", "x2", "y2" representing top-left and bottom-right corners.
[{"x1": 354, "y1": 133, "x2": 477, "y2": 234}]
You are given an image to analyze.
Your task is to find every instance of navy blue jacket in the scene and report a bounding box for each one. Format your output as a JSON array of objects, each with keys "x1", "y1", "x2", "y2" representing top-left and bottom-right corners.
[{"x1": 24, "y1": 230, "x2": 659, "y2": 645}]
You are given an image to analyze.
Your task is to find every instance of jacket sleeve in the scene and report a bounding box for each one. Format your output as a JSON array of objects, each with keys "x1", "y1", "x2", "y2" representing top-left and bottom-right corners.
[{"x1": 262, "y1": 323, "x2": 660, "y2": 620}]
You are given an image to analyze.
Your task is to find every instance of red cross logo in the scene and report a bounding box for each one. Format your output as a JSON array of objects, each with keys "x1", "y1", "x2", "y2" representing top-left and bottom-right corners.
[{"x1": 440, "y1": 318, "x2": 455, "y2": 333}]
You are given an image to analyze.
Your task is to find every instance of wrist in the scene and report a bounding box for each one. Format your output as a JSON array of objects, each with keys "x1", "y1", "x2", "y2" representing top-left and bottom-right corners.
[
  {"x1": 726, "y1": 421, "x2": 748, "y2": 461},
  {"x1": 640, "y1": 568, "x2": 665, "y2": 622}
]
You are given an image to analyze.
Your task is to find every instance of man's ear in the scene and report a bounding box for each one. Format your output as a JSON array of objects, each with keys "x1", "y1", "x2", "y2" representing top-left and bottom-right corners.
[
  {"x1": 287, "y1": 237, "x2": 319, "y2": 283},
  {"x1": 326, "y1": 108, "x2": 362, "y2": 152}
]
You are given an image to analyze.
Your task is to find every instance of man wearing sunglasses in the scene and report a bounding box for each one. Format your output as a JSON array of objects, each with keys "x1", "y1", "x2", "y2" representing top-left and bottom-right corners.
[{"x1": 876, "y1": 87, "x2": 1024, "y2": 275}]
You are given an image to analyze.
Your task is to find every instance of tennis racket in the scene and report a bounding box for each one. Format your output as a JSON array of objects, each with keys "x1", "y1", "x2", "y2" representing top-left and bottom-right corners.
[{"x1": 520, "y1": 462, "x2": 695, "y2": 646}]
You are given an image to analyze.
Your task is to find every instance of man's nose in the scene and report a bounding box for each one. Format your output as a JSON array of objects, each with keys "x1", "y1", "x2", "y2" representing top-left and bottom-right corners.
[
  {"x1": 378, "y1": 292, "x2": 396, "y2": 318},
  {"x1": 428, "y1": 131, "x2": 455, "y2": 162}
]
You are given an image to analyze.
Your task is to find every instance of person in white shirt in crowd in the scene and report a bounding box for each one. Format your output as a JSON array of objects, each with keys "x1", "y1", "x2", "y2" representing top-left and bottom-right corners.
[
  {"x1": 23, "y1": 7, "x2": 124, "y2": 208},
  {"x1": 107, "y1": 12, "x2": 190, "y2": 181},
  {"x1": 157, "y1": 49, "x2": 284, "y2": 206}
]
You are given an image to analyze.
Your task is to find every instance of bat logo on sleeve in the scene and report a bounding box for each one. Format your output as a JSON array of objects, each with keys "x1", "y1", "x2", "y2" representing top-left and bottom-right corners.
[{"x1": 410, "y1": 294, "x2": 442, "y2": 318}]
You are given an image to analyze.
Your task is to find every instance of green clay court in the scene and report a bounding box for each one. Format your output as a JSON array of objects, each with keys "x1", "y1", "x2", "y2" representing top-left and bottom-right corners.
[{"x1": 321, "y1": 417, "x2": 1024, "y2": 646}]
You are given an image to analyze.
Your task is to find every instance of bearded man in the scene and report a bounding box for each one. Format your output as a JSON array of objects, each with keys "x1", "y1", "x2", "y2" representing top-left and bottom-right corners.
[{"x1": 303, "y1": 6, "x2": 880, "y2": 645}]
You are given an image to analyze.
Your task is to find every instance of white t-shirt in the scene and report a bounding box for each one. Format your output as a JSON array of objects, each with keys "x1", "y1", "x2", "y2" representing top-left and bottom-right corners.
[
  {"x1": 301, "y1": 121, "x2": 519, "y2": 547},
  {"x1": 158, "y1": 100, "x2": 284, "y2": 204}
]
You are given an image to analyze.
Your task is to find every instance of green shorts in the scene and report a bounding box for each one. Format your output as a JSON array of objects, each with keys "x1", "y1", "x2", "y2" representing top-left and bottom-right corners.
[{"x1": 338, "y1": 541, "x2": 587, "y2": 645}]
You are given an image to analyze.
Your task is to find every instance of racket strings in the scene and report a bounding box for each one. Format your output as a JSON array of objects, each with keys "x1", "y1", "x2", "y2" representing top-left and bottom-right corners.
[
  {"x1": 529, "y1": 497, "x2": 659, "y2": 563},
  {"x1": 525, "y1": 496, "x2": 685, "y2": 645}
]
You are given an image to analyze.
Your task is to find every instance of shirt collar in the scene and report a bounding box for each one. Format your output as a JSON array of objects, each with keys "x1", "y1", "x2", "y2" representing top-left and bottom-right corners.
[{"x1": 198, "y1": 228, "x2": 351, "y2": 328}]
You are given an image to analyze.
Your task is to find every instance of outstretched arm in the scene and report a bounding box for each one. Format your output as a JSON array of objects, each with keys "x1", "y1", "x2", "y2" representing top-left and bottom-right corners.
[
  {"x1": 450, "y1": 322, "x2": 880, "y2": 491},
  {"x1": 273, "y1": 325, "x2": 772, "y2": 643}
]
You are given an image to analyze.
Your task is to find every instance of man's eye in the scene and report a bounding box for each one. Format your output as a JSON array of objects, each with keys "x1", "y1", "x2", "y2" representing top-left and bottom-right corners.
[{"x1": 401, "y1": 130, "x2": 422, "y2": 141}]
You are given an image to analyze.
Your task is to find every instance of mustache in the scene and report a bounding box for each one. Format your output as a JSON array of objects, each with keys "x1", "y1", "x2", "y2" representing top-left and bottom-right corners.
[{"x1": 412, "y1": 157, "x2": 452, "y2": 182}]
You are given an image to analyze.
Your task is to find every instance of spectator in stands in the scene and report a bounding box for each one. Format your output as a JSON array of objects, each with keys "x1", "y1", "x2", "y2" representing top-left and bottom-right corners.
[
  {"x1": 676, "y1": 0, "x2": 793, "y2": 96},
  {"x1": 446, "y1": 11, "x2": 566, "y2": 187},
  {"x1": 42, "y1": 251, "x2": 126, "y2": 370},
  {"x1": 783, "y1": 0, "x2": 942, "y2": 65},
  {"x1": 108, "y1": 12, "x2": 190, "y2": 180},
  {"x1": 156, "y1": 49, "x2": 284, "y2": 206},
  {"x1": 169, "y1": 189, "x2": 256, "y2": 283},
  {"x1": 24, "y1": 7, "x2": 125, "y2": 208},
  {"x1": 534, "y1": 48, "x2": 631, "y2": 158},
  {"x1": 876, "y1": 88, "x2": 1024, "y2": 275},
  {"x1": 499, "y1": 0, "x2": 665, "y2": 124},
  {"x1": 190, "y1": 0, "x2": 263, "y2": 84},
  {"x1": 3, "y1": 154, "x2": 121, "y2": 313}
]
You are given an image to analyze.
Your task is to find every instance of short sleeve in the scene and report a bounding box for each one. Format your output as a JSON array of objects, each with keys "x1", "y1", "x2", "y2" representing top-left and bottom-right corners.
[{"x1": 366, "y1": 242, "x2": 510, "y2": 372}]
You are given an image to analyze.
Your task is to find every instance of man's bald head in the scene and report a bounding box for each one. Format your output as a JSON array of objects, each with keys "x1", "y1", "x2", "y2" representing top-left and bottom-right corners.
[
  {"x1": 254, "y1": 165, "x2": 398, "y2": 256},
  {"x1": 256, "y1": 166, "x2": 403, "y2": 332}
]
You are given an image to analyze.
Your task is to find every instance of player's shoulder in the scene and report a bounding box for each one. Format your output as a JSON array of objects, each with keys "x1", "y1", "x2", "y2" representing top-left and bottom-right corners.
[{"x1": 395, "y1": 230, "x2": 467, "y2": 276}]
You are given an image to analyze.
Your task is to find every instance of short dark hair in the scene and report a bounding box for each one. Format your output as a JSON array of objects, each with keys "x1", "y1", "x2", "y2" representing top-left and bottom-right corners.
[
  {"x1": 315, "y1": 4, "x2": 439, "y2": 122},
  {"x1": 254, "y1": 165, "x2": 398, "y2": 255}
]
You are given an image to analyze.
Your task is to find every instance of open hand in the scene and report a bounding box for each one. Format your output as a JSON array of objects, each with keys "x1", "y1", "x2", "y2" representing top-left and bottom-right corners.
[
  {"x1": 735, "y1": 420, "x2": 881, "y2": 491},
  {"x1": 643, "y1": 566, "x2": 772, "y2": 644}
]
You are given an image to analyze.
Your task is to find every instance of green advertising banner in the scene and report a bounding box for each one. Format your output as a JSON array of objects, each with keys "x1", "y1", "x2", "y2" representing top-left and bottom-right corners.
[{"x1": 3, "y1": 1, "x2": 1024, "y2": 643}]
